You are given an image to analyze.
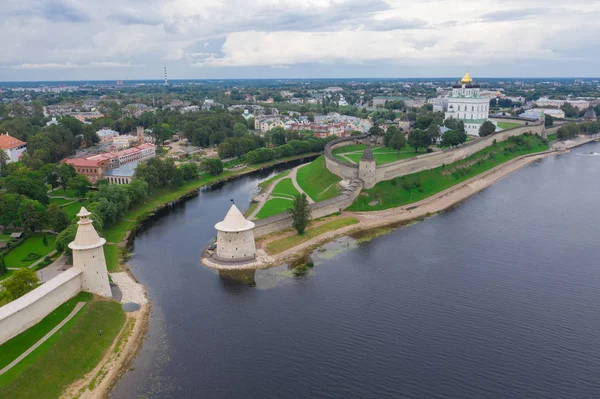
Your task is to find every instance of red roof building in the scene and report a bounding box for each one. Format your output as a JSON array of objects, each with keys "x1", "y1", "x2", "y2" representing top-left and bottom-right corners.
[{"x1": 0, "y1": 133, "x2": 27, "y2": 163}]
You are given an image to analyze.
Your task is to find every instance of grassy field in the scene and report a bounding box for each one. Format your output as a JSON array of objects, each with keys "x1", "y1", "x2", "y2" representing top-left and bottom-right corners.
[
  {"x1": 349, "y1": 134, "x2": 549, "y2": 211},
  {"x1": 62, "y1": 200, "x2": 86, "y2": 219},
  {"x1": 103, "y1": 244, "x2": 121, "y2": 272},
  {"x1": 497, "y1": 122, "x2": 522, "y2": 130},
  {"x1": 266, "y1": 217, "x2": 359, "y2": 254},
  {"x1": 333, "y1": 144, "x2": 421, "y2": 165},
  {"x1": 258, "y1": 170, "x2": 290, "y2": 191},
  {"x1": 0, "y1": 233, "x2": 11, "y2": 241},
  {"x1": 0, "y1": 299, "x2": 126, "y2": 399},
  {"x1": 4, "y1": 234, "x2": 56, "y2": 268},
  {"x1": 51, "y1": 188, "x2": 80, "y2": 199},
  {"x1": 0, "y1": 269, "x2": 14, "y2": 281},
  {"x1": 296, "y1": 156, "x2": 341, "y2": 202},
  {"x1": 48, "y1": 198, "x2": 72, "y2": 206},
  {"x1": 271, "y1": 178, "x2": 300, "y2": 199},
  {"x1": 256, "y1": 198, "x2": 293, "y2": 219},
  {"x1": 0, "y1": 292, "x2": 93, "y2": 370}
]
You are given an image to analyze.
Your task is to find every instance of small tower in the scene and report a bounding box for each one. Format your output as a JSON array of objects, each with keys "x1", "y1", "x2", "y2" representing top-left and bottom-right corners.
[
  {"x1": 136, "y1": 126, "x2": 144, "y2": 145},
  {"x1": 68, "y1": 207, "x2": 112, "y2": 297},
  {"x1": 214, "y1": 204, "x2": 256, "y2": 262},
  {"x1": 359, "y1": 145, "x2": 377, "y2": 189},
  {"x1": 583, "y1": 107, "x2": 597, "y2": 121}
]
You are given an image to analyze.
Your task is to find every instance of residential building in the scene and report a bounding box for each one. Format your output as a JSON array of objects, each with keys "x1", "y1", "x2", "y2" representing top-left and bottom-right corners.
[
  {"x1": 67, "y1": 112, "x2": 103, "y2": 122},
  {"x1": 428, "y1": 98, "x2": 448, "y2": 112},
  {"x1": 0, "y1": 133, "x2": 27, "y2": 163},
  {"x1": 96, "y1": 128, "x2": 119, "y2": 144},
  {"x1": 46, "y1": 117, "x2": 59, "y2": 126},
  {"x1": 519, "y1": 108, "x2": 565, "y2": 119},
  {"x1": 105, "y1": 162, "x2": 138, "y2": 185},
  {"x1": 444, "y1": 72, "x2": 490, "y2": 135},
  {"x1": 535, "y1": 97, "x2": 590, "y2": 110}
]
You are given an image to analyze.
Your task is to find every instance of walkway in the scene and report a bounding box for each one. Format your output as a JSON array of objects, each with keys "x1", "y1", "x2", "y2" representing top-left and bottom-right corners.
[
  {"x1": 37, "y1": 255, "x2": 71, "y2": 282},
  {"x1": 0, "y1": 302, "x2": 86, "y2": 376},
  {"x1": 249, "y1": 164, "x2": 314, "y2": 220}
]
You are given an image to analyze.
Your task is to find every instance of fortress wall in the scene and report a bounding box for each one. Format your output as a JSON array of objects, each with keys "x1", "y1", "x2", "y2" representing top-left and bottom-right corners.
[
  {"x1": 0, "y1": 268, "x2": 82, "y2": 345},
  {"x1": 376, "y1": 124, "x2": 544, "y2": 182},
  {"x1": 323, "y1": 136, "x2": 368, "y2": 180},
  {"x1": 254, "y1": 181, "x2": 364, "y2": 238}
]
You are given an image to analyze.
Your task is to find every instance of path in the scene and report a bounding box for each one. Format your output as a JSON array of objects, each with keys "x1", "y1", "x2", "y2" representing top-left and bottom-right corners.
[
  {"x1": 249, "y1": 164, "x2": 315, "y2": 219},
  {"x1": 37, "y1": 255, "x2": 71, "y2": 282},
  {"x1": 0, "y1": 302, "x2": 86, "y2": 376}
]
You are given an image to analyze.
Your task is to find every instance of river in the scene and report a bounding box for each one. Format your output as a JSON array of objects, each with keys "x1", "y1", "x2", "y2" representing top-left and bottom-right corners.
[{"x1": 111, "y1": 143, "x2": 600, "y2": 398}]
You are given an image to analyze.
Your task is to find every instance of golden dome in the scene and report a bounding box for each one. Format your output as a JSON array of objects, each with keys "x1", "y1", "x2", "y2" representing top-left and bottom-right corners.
[{"x1": 461, "y1": 71, "x2": 473, "y2": 84}]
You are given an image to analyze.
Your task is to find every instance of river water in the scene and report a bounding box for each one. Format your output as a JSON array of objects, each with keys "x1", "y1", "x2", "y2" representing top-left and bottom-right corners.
[{"x1": 111, "y1": 143, "x2": 600, "y2": 398}]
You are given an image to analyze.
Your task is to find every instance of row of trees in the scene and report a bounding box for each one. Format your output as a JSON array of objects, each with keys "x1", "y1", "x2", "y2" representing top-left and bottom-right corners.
[{"x1": 557, "y1": 121, "x2": 600, "y2": 140}]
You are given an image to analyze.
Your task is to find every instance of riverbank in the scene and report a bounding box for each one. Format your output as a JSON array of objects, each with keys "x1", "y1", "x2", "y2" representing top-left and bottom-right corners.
[{"x1": 207, "y1": 136, "x2": 596, "y2": 269}]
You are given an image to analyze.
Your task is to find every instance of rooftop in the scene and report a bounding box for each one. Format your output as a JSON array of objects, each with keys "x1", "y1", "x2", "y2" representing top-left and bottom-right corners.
[
  {"x1": 105, "y1": 161, "x2": 139, "y2": 177},
  {"x1": 361, "y1": 145, "x2": 375, "y2": 161},
  {"x1": 215, "y1": 204, "x2": 255, "y2": 232},
  {"x1": 0, "y1": 133, "x2": 26, "y2": 149}
]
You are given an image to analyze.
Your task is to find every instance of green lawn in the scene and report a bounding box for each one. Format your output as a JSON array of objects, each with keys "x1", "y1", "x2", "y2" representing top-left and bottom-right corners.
[
  {"x1": 255, "y1": 198, "x2": 294, "y2": 219},
  {"x1": 333, "y1": 144, "x2": 422, "y2": 165},
  {"x1": 497, "y1": 122, "x2": 522, "y2": 130},
  {"x1": 0, "y1": 292, "x2": 93, "y2": 371},
  {"x1": 258, "y1": 170, "x2": 290, "y2": 191},
  {"x1": 4, "y1": 234, "x2": 57, "y2": 268},
  {"x1": 103, "y1": 244, "x2": 121, "y2": 272},
  {"x1": 62, "y1": 201, "x2": 86, "y2": 219},
  {"x1": 266, "y1": 217, "x2": 359, "y2": 254},
  {"x1": 296, "y1": 156, "x2": 341, "y2": 202},
  {"x1": 0, "y1": 299, "x2": 126, "y2": 399},
  {"x1": 0, "y1": 234, "x2": 11, "y2": 242},
  {"x1": 51, "y1": 188, "x2": 81, "y2": 199},
  {"x1": 349, "y1": 134, "x2": 549, "y2": 211},
  {"x1": 0, "y1": 269, "x2": 14, "y2": 281},
  {"x1": 271, "y1": 178, "x2": 300, "y2": 199},
  {"x1": 48, "y1": 198, "x2": 72, "y2": 206}
]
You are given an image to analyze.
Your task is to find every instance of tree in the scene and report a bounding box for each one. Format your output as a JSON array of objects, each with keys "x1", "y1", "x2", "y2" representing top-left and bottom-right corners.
[
  {"x1": 0, "y1": 150, "x2": 8, "y2": 177},
  {"x1": 40, "y1": 163, "x2": 59, "y2": 190},
  {"x1": 42, "y1": 234, "x2": 48, "y2": 246},
  {"x1": 388, "y1": 131, "x2": 407, "y2": 156},
  {"x1": 407, "y1": 129, "x2": 430, "y2": 152},
  {"x1": 68, "y1": 174, "x2": 91, "y2": 197},
  {"x1": 426, "y1": 124, "x2": 441, "y2": 145},
  {"x1": 269, "y1": 127, "x2": 287, "y2": 146},
  {"x1": 1, "y1": 268, "x2": 40, "y2": 300},
  {"x1": 19, "y1": 199, "x2": 46, "y2": 232},
  {"x1": 247, "y1": 117, "x2": 255, "y2": 130},
  {"x1": 368, "y1": 125, "x2": 385, "y2": 136},
  {"x1": 45, "y1": 204, "x2": 71, "y2": 233},
  {"x1": 479, "y1": 121, "x2": 496, "y2": 137},
  {"x1": 440, "y1": 130, "x2": 467, "y2": 147},
  {"x1": 179, "y1": 162, "x2": 199, "y2": 180},
  {"x1": 0, "y1": 255, "x2": 6, "y2": 276},
  {"x1": 58, "y1": 163, "x2": 76, "y2": 193},
  {"x1": 307, "y1": 112, "x2": 315, "y2": 122},
  {"x1": 289, "y1": 194, "x2": 311, "y2": 235},
  {"x1": 233, "y1": 122, "x2": 248, "y2": 137},
  {"x1": 545, "y1": 114, "x2": 554, "y2": 127},
  {"x1": 203, "y1": 158, "x2": 224, "y2": 175}
]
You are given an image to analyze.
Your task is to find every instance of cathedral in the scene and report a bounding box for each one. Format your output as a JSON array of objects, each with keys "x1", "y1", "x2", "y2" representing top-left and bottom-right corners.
[{"x1": 444, "y1": 72, "x2": 490, "y2": 136}]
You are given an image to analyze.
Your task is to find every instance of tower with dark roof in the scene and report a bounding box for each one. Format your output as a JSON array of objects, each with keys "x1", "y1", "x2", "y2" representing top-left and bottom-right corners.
[
  {"x1": 583, "y1": 107, "x2": 597, "y2": 121},
  {"x1": 359, "y1": 145, "x2": 377, "y2": 189}
]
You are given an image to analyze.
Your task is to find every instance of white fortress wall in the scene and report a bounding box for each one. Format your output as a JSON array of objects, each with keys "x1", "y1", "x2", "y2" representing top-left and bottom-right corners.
[{"x1": 0, "y1": 268, "x2": 83, "y2": 345}]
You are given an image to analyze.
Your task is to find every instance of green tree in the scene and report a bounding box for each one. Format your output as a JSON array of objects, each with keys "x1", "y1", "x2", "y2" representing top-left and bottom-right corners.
[
  {"x1": 0, "y1": 255, "x2": 6, "y2": 276},
  {"x1": 179, "y1": 162, "x2": 199, "y2": 180},
  {"x1": 426, "y1": 124, "x2": 441, "y2": 145},
  {"x1": 388, "y1": 131, "x2": 407, "y2": 156},
  {"x1": 307, "y1": 112, "x2": 315, "y2": 122},
  {"x1": 19, "y1": 199, "x2": 46, "y2": 232},
  {"x1": 233, "y1": 122, "x2": 249, "y2": 137},
  {"x1": 247, "y1": 117, "x2": 255, "y2": 130},
  {"x1": 45, "y1": 203, "x2": 71, "y2": 233},
  {"x1": 0, "y1": 150, "x2": 8, "y2": 177},
  {"x1": 289, "y1": 193, "x2": 311, "y2": 235},
  {"x1": 269, "y1": 127, "x2": 287, "y2": 146},
  {"x1": 2, "y1": 268, "x2": 40, "y2": 300},
  {"x1": 58, "y1": 163, "x2": 76, "y2": 193},
  {"x1": 42, "y1": 234, "x2": 48, "y2": 246},
  {"x1": 479, "y1": 121, "x2": 496, "y2": 137},
  {"x1": 407, "y1": 129, "x2": 430, "y2": 152},
  {"x1": 368, "y1": 125, "x2": 385, "y2": 136},
  {"x1": 545, "y1": 114, "x2": 554, "y2": 127},
  {"x1": 203, "y1": 158, "x2": 224, "y2": 175},
  {"x1": 68, "y1": 174, "x2": 91, "y2": 197}
]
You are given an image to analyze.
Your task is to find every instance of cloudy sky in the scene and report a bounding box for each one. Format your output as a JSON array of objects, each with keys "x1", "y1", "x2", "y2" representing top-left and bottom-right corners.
[{"x1": 1, "y1": 0, "x2": 599, "y2": 81}]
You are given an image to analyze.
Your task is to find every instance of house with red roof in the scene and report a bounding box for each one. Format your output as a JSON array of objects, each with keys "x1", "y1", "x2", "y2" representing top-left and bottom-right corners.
[{"x1": 0, "y1": 133, "x2": 27, "y2": 163}]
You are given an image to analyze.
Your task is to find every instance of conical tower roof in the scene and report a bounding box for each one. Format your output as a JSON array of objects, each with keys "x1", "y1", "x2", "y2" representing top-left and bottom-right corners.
[
  {"x1": 461, "y1": 71, "x2": 473, "y2": 84},
  {"x1": 68, "y1": 207, "x2": 106, "y2": 250},
  {"x1": 215, "y1": 204, "x2": 255, "y2": 232},
  {"x1": 361, "y1": 145, "x2": 375, "y2": 162},
  {"x1": 583, "y1": 107, "x2": 597, "y2": 120}
]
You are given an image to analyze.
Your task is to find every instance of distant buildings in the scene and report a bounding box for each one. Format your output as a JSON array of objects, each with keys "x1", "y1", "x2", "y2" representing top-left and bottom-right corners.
[
  {"x1": 519, "y1": 108, "x2": 565, "y2": 119},
  {"x1": 0, "y1": 133, "x2": 27, "y2": 163},
  {"x1": 535, "y1": 97, "x2": 590, "y2": 110},
  {"x1": 63, "y1": 143, "x2": 156, "y2": 184},
  {"x1": 96, "y1": 128, "x2": 119, "y2": 144},
  {"x1": 46, "y1": 117, "x2": 59, "y2": 126},
  {"x1": 444, "y1": 72, "x2": 490, "y2": 135},
  {"x1": 68, "y1": 112, "x2": 103, "y2": 122},
  {"x1": 428, "y1": 98, "x2": 448, "y2": 112}
]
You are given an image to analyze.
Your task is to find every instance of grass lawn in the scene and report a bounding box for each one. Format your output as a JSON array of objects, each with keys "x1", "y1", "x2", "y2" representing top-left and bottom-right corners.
[
  {"x1": 547, "y1": 133, "x2": 557, "y2": 142},
  {"x1": 258, "y1": 170, "x2": 290, "y2": 191},
  {"x1": 497, "y1": 122, "x2": 522, "y2": 130},
  {"x1": 271, "y1": 178, "x2": 300, "y2": 199},
  {"x1": 0, "y1": 233, "x2": 11, "y2": 242},
  {"x1": 333, "y1": 144, "x2": 422, "y2": 165},
  {"x1": 62, "y1": 201, "x2": 87, "y2": 220},
  {"x1": 0, "y1": 299, "x2": 126, "y2": 399},
  {"x1": 349, "y1": 134, "x2": 549, "y2": 212},
  {"x1": 256, "y1": 198, "x2": 294, "y2": 219},
  {"x1": 0, "y1": 270, "x2": 14, "y2": 281},
  {"x1": 0, "y1": 292, "x2": 93, "y2": 370},
  {"x1": 296, "y1": 156, "x2": 341, "y2": 202},
  {"x1": 48, "y1": 198, "x2": 72, "y2": 206},
  {"x1": 103, "y1": 244, "x2": 121, "y2": 272},
  {"x1": 266, "y1": 217, "x2": 359, "y2": 254},
  {"x1": 52, "y1": 188, "x2": 80, "y2": 199},
  {"x1": 4, "y1": 234, "x2": 57, "y2": 268}
]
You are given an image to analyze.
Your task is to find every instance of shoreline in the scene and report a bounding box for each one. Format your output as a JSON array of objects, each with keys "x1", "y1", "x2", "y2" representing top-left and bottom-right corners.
[{"x1": 204, "y1": 135, "x2": 597, "y2": 270}]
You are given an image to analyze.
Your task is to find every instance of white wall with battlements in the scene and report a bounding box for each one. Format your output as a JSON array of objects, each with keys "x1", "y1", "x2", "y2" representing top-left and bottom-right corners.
[{"x1": 0, "y1": 268, "x2": 83, "y2": 345}]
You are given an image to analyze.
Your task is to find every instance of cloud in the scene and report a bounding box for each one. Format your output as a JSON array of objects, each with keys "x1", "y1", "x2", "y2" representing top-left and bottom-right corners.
[
  {"x1": 110, "y1": 13, "x2": 162, "y2": 26},
  {"x1": 6, "y1": 62, "x2": 140, "y2": 69},
  {"x1": 41, "y1": 0, "x2": 90, "y2": 23},
  {"x1": 479, "y1": 8, "x2": 548, "y2": 22}
]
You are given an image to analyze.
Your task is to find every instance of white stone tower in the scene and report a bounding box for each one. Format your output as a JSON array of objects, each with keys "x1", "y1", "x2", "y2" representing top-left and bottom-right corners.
[
  {"x1": 214, "y1": 204, "x2": 256, "y2": 262},
  {"x1": 359, "y1": 145, "x2": 377, "y2": 189},
  {"x1": 68, "y1": 207, "x2": 112, "y2": 297}
]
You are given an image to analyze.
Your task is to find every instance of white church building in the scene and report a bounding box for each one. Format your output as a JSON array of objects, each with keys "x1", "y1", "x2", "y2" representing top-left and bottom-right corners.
[{"x1": 444, "y1": 72, "x2": 490, "y2": 136}]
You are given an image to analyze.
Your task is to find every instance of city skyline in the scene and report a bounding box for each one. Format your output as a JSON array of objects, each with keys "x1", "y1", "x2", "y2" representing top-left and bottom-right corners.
[{"x1": 2, "y1": 0, "x2": 599, "y2": 81}]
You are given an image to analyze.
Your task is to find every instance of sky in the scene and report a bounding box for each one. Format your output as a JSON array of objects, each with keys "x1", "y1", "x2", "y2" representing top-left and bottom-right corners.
[{"x1": 1, "y1": 0, "x2": 599, "y2": 81}]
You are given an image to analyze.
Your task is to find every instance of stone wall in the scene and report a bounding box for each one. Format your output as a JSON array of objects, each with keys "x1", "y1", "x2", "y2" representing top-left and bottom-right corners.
[
  {"x1": 254, "y1": 180, "x2": 363, "y2": 238},
  {"x1": 323, "y1": 136, "x2": 366, "y2": 180},
  {"x1": 377, "y1": 123, "x2": 545, "y2": 182},
  {"x1": 0, "y1": 268, "x2": 82, "y2": 345}
]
